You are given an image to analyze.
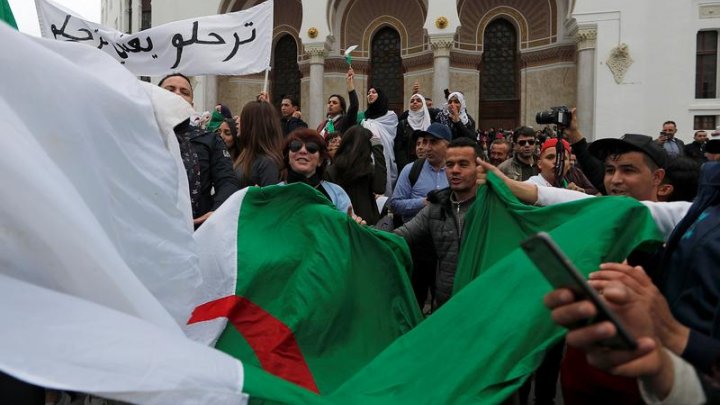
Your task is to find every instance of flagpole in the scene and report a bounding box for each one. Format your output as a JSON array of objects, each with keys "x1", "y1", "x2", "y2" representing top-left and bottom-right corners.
[{"x1": 262, "y1": 67, "x2": 270, "y2": 95}]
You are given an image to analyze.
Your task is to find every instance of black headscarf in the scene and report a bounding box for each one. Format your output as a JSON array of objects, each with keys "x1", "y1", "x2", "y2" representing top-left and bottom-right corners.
[{"x1": 364, "y1": 87, "x2": 389, "y2": 120}]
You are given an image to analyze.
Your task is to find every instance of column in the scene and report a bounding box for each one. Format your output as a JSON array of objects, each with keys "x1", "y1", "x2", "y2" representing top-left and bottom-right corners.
[
  {"x1": 306, "y1": 45, "x2": 327, "y2": 129},
  {"x1": 430, "y1": 36, "x2": 453, "y2": 105},
  {"x1": 575, "y1": 26, "x2": 597, "y2": 141}
]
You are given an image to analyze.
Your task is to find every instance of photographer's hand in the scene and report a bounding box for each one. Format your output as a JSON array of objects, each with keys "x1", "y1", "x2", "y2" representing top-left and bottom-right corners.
[{"x1": 565, "y1": 107, "x2": 584, "y2": 144}]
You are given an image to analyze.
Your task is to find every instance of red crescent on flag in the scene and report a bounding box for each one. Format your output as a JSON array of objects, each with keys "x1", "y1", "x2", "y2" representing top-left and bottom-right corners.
[{"x1": 188, "y1": 295, "x2": 319, "y2": 393}]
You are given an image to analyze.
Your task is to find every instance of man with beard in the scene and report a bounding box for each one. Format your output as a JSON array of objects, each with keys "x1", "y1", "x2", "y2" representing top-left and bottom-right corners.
[
  {"x1": 498, "y1": 126, "x2": 538, "y2": 181},
  {"x1": 489, "y1": 138, "x2": 512, "y2": 166},
  {"x1": 394, "y1": 137, "x2": 481, "y2": 309}
]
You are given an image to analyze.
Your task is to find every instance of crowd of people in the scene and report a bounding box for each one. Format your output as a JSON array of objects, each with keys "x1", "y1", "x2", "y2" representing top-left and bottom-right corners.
[{"x1": 154, "y1": 69, "x2": 720, "y2": 404}]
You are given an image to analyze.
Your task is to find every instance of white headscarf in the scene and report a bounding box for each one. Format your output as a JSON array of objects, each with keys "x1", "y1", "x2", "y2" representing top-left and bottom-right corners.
[
  {"x1": 444, "y1": 91, "x2": 469, "y2": 125},
  {"x1": 406, "y1": 93, "x2": 431, "y2": 131}
]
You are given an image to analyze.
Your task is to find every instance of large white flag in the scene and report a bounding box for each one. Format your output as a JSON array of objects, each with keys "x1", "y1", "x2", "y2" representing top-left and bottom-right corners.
[
  {"x1": 0, "y1": 20, "x2": 247, "y2": 403},
  {"x1": 35, "y1": 0, "x2": 272, "y2": 76}
]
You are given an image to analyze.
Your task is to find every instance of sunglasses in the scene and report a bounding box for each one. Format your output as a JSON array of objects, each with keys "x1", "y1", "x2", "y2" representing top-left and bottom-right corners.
[
  {"x1": 289, "y1": 140, "x2": 320, "y2": 154},
  {"x1": 517, "y1": 140, "x2": 536, "y2": 146}
]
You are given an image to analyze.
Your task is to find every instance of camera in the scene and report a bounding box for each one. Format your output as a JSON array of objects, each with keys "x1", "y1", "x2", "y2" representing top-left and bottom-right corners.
[{"x1": 536, "y1": 106, "x2": 572, "y2": 127}]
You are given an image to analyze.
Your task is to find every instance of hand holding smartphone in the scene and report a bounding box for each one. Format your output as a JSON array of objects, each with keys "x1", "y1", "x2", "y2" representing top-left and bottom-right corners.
[{"x1": 521, "y1": 232, "x2": 638, "y2": 350}]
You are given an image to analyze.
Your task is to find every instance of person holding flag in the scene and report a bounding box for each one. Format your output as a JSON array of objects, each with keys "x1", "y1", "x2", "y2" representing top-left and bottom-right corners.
[{"x1": 317, "y1": 68, "x2": 358, "y2": 138}]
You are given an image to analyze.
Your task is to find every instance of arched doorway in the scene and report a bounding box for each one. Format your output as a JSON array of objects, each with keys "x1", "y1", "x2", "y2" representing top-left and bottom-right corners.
[
  {"x1": 369, "y1": 27, "x2": 403, "y2": 114},
  {"x1": 478, "y1": 19, "x2": 519, "y2": 131},
  {"x1": 272, "y1": 35, "x2": 301, "y2": 108}
]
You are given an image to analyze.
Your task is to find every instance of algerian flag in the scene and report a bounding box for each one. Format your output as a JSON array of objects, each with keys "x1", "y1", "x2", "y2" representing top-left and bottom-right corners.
[
  {"x1": 188, "y1": 183, "x2": 423, "y2": 395},
  {"x1": 330, "y1": 174, "x2": 664, "y2": 403},
  {"x1": 344, "y1": 45, "x2": 358, "y2": 66},
  {"x1": 0, "y1": 0, "x2": 17, "y2": 28}
]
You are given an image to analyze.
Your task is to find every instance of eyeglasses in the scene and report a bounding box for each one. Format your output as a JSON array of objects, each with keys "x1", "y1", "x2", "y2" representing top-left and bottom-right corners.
[
  {"x1": 289, "y1": 140, "x2": 320, "y2": 154},
  {"x1": 517, "y1": 140, "x2": 536, "y2": 146}
]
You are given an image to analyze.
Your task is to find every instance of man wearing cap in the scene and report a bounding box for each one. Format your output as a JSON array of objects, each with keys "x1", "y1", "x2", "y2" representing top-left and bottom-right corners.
[
  {"x1": 525, "y1": 138, "x2": 573, "y2": 188},
  {"x1": 498, "y1": 126, "x2": 538, "y2": 182},
  {"x1": 390, "y1": 122, "x2": 451, "y2": 308},
  {"x1": 394, "y1": 137, "x2": 482, "y2": 309},
  {"x1": 656, "y1": 120, "x2": 685, "y2": 159},
  {"x1": 706, "y1": 136, "x2": 720, "y2": 161}
]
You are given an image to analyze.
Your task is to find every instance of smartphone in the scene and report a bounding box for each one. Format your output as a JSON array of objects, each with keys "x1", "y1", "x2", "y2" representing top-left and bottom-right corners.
[{"x1": 521, "y1": 232, "x2": 638, "y2": 350}]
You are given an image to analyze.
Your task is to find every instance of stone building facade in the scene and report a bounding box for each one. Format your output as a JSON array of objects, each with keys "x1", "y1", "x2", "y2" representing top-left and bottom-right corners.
[{"x1": 102, "y1": 0, "x2": 720, "y2": 141}]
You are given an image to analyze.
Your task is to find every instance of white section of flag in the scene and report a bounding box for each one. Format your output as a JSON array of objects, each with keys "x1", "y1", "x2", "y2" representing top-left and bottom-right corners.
[
  {"x1": 0, "y1": 274, "x2": 247, "y2": 404},
  {"x1": 183, "y1": 188, "x2": 247, "y2": 344},
  {"x1": 0, "y1": 21, "x2": 246, "y2": 402},
  {"x1": 35, "y1": 0, "x2": 272, "y2": 76}
]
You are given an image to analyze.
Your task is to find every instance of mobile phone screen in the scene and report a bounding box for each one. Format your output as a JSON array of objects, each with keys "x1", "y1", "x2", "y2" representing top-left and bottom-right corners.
[{"x1": 521, "y1": 232, "x2": 638, "y2": 350}]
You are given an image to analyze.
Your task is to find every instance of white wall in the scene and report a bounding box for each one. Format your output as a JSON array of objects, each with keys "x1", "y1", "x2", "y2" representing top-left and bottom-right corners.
[{"x1": 574, "y1": 0, "x2": 720, "y2": 142}]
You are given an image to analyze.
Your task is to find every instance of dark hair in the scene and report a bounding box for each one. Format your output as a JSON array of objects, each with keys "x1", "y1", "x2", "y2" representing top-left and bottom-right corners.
[
  {"x1": 663, "y1": 157, "x2": 701, "y2": 202},
  {"x1": 490, "y1": 138, "x2": 512, "y2": 150},
  {"x1": 512, "y1": 126, "x2": 536, "y2": 143},
  {"x1": 365, "y1": 87, "x2": 389, "y2": 120},
  {"x1": 663, "y1": 120, "x2": 677, "y2": 128},
  {"x1": 221, "y1": 118, "x2": 241, "y2": 161},
  {"x1": 332, "y1": 126, "x2": 374, "y2": 184},
  {"x1": 158, "y1": 73, "x2": 192, "y2": 92},
  {"x1": 282, "y1": 94, "x2": 300, "y2": 109},
  {"x1": 694, "y1": 130, "x2": 707, "y2": 137},
  {"x1": 283, "y1": 128, "x2": 330, "y2": 179},
  {"x1": 448, "y1": 137, "x2": 482, "y2": 158},
  {"x1": 236, "y1": 101, "x2": 284, "y2": 181},
  {"x1": 328, "y1": 94, "x2": 347, "y2": 115}
]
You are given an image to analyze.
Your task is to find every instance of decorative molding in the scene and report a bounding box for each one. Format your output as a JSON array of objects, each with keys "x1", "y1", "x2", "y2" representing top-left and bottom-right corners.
[
  {"x1": 448, "y1": 51, "x2": 479, "y2": 69},
  {"x1": 520, "y1": 45, "x2": 576, "y2": 67},
  {"x1": 575, "y1": 28, "x2": 597, "y2": 51},
  {"x1": 606, "y1": 43, "x2": 633, "y2": 84},
  {"x1": 402, "y1": 52, "x2": 434, "y2": 70},
  {"x1": 700, "y1": 5, "x2": 720, "y2": 19},
  {"x1": 435, "y1": 16, "x2": 449, "y2": 30},
  {"x1": 430, "y1": 34, "x2": 454, "y2": 58}
]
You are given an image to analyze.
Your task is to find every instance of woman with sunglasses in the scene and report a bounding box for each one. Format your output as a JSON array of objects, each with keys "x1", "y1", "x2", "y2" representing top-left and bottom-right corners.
[
  {"x1": 325, "y1": 126, "x2": 387, "y2": 225},
  {"x1": 282, "y1": 129, "x2": 353, "y2": 215}
]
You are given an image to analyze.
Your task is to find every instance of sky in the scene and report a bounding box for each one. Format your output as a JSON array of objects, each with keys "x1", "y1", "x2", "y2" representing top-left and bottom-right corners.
[{"x1": 8, "y1": 0, "x2": 101, "y2": 36}]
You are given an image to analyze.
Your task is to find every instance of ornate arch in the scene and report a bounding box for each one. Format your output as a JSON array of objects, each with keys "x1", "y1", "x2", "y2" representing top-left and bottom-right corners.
[
  {"x1": 362, "y1": 17, "x2": 409, "y2": 57},
  {"x1": 477, "y1": 7, "x2": 528, "y2": 51},
  {"x1": 457, "y1": 0, "x2": 557, "y2": 51}
]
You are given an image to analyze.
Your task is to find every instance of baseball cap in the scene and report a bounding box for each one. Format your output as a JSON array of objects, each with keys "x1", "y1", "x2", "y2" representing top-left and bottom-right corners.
[
  {"x1": 589, "y1": 134, "x2": 667, "y2": 169},
  {"x1": 540, "y1": 138, "x2": 571, "y2": 154},
  {"x1": 413, "y1": 122, "x2": 452, "y2": 142}
]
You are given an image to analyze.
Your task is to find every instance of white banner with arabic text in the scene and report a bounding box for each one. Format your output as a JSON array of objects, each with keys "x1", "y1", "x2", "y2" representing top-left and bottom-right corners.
[{"x1": 35, "y1": 0, "x2": 272, "y2": 76}]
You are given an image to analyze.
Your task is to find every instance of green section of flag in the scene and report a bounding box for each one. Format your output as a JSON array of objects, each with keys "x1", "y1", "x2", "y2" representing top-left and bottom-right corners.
[
  {"x1": 0, "y1": 0, "x2": 17, "y2": 29},
  {"x1": 345, "y1": 53, "x2": 352, "y2": 66},
  {"x1": 215, "y1": 183, "x2": 423, "y2": 395},
  {"x1": 330, "y1": 173, "x2": 663, "y2": 404}
]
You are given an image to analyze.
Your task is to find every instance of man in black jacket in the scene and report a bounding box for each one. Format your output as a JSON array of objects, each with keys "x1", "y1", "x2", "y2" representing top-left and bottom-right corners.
[
  {"x1": 279, "y1": 94, "x2": 308, "y2": 137},
  {"x1": 394, "y1": 137, "x2": 481, "y2": 309},
  {"x1": 159, "y1": 73, "x2": 239, "y2": 227}
]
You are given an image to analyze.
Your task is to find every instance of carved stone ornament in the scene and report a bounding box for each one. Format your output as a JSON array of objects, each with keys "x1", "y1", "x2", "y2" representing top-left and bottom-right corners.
[
  {"x1": 435, "y1": 16, "x2": 448, "y2": 29},
  {"x1": 606, "y1": 43, "x2": 633, "y2": 84},
  {"x1": 307, "y1": 27, "x2": 318, "y2": 39},
  {"x1": 575, "y1": 28, "x2": 597, "y2": 51}
]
